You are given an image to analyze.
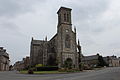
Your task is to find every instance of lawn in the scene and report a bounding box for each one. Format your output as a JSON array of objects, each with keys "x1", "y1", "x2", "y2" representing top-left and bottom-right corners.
[{"x1": 20, "y1": 70, "x2": 67, "y2": 74}]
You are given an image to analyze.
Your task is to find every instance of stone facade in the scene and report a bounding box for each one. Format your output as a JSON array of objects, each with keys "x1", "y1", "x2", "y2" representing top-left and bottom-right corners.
[
  {"x1": 24, "y1": 57, "x2": 30, "y2": 69},
  {"x1": 30, "y1": 7, "x2": 79, "y2": 69},
  {"x1": 0, "y1": 47, "x2": 10, "y2": 71},
  {"x1": 14, "y1": 56, "x2": 30, "y2": 70},
  {"x1": 82, "y1": 54, "x2": 99, "y2": 68},
  {"x1": 104, "y1": 55, "x2": 120, "y2": 67},
  {"x1": 14, "y1": 61, "x2": 24, "y2": 71}
]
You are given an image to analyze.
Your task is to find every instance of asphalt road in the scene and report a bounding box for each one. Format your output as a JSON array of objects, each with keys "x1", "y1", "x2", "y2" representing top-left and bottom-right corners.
[{"x1": 0, "y1": 67, "x2": 120, "y2": 80}]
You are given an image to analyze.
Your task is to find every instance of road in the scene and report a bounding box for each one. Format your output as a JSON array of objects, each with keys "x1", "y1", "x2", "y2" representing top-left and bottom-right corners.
[{"x1": 0, "y1": 67, "x2": 120, "y2": 80}]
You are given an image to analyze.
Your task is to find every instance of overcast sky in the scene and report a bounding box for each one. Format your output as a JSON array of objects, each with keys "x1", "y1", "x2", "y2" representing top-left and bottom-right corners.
[{"x1": 0, "y1": 0, "x2": 120, "y2": 64}]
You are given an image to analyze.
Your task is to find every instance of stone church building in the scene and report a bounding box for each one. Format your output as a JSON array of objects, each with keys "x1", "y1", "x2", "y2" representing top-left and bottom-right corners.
[{"x1": 30, "y1": 7, "x2": 81, "y2": 69}]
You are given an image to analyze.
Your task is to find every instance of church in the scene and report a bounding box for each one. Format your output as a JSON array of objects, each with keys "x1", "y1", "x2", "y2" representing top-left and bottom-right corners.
[{"x1": 30, "y1": 7, "x2": 81, "y2": 69}]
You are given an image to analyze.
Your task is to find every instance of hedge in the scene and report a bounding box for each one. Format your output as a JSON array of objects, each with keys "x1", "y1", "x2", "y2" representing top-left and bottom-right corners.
[{"x1": 36, "y1": 66, "x2": 58, "y2": 71}]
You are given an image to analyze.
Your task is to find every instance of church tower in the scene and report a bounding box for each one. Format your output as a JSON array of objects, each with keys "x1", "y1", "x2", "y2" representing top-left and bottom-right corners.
[
  {"x1": 57, "y1": 7, "x2": 78, "y2": 69},
  {"x1": 57, "y1": 7, "x2": 72, "y2": 27}
]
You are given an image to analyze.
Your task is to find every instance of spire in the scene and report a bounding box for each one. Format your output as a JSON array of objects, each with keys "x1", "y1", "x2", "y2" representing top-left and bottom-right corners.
[
  {"x1": 45, "y1": 36, "x2": 47, "y2": 41},
  {"x1": 74, "y1": 26, "x2": 76, "y2": 33},
  {"x1": 78, "y1": 39, "x2": 80, "y2": 46},
  {"x1": 78, "y1": 39, "x2": 81, "y2": 53}
]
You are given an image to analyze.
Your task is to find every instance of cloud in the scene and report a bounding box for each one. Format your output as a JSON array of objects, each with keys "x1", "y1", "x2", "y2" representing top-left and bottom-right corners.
[
  {"x1": 71, "y1": 0, "x2": 109, "y2": 33},
  {"x1": 69, "y1": 0, "x2": 120, "y2": 57},
  {"x1": 0, "y1": 0, "x2": 47, "y2": 18},
  {"x1": 0, "y1": 0, "x2": 120, "y2": 64},
  {"x1": 0, "y1": 21, "x2": 17, "y2": 30}
]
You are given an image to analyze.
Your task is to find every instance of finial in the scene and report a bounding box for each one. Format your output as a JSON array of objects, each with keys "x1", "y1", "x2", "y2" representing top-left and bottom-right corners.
[
  {"x1": 32, "y1": 37, "x2": 34, "y2": 41},
  {"x1": 45, "y1": 36, "x2": 47, "y2": 41},
  {"x1": 78, "y1": 39, "x2": 80, "y2": 45},
  {"x1": 74, "y1": 26, "x2": 76, "y2": 33}
]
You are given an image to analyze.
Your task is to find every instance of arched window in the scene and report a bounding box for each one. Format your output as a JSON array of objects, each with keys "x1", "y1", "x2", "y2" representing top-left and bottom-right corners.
[
  {"x1": 65, "y1": 34, "x2": 70, "y2": 48},
  {"x1": 67, "y1": 13, "x2": 69, "y2": 22},
  {"x1": 59, "y1": 14, "x2": 61, "y2": 23},
  {"x1": 64, "y1": 13, "x2": 66, "y2": 21}
]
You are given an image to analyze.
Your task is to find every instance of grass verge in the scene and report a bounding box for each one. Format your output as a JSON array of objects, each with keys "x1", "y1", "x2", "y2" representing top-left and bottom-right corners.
[{"x1": 20, "y1": 70, "x2": 67, "y2": 74}]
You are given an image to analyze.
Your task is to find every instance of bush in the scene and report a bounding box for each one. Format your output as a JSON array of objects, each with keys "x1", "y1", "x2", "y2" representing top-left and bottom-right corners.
[
  {"x1": 83, "y1": 65, "x2": 93, "y2": 70},
  {"x1": 28, "y1": 69, "x2": 34, "y2": 74},
  {"x1": 58, "y1": 68, "x2": 66, "y2": 72},
  {"x1": 64, "y1": 58, "x2": 73, "y2": 69},
  {"x1": 35, "y1": 64, "x2": 43, "y2": 67},
  {"x1": 98, "y1": 56, "x2": 107, "y2": 67}
]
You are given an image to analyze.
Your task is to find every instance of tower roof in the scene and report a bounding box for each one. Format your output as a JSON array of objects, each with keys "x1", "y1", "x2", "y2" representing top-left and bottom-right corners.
[{"x1": 57, "y1": 7, "x2": 72, "y2": 14}]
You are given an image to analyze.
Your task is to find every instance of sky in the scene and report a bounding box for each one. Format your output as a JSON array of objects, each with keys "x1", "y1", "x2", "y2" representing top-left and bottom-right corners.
[{"x1": 0, "y1": 0, "x2": 120, "y2": 64}]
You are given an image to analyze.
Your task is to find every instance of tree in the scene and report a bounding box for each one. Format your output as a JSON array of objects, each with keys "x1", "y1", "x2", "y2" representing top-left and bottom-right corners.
[
  {"x1": 79, "y1": 62, "x2": 84, "y2": 71},
  {"x1": 98, "y1": 56, "x2": 107, "y2": 67},
  {"x1": 64, "y1": 58, "x2": 73, "y2": 69},
  {"x1": 35, "y1": 64, "x2": 43, "y2": 67}
]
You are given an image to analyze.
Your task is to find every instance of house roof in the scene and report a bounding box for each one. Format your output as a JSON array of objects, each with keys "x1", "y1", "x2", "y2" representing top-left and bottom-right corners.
[{"x1": 82, "y1": 55, "x2": 99, "y2": 61}]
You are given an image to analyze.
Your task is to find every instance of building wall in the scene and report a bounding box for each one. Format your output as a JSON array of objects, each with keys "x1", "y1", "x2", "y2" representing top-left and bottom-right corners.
[
  {"x1": 30, "y1": 40, "x2": 48, "y2": 66},
  {"x1": 13, "y1": 61, "x2": 24, "y2": 71},
  {"x1": 14, "y1": 57, "x2": 30, "y2": 71},
  {"x1": 24, "y1": 57, "x2": 30, "y2": 69},
  {"x1": 103, "y1": 56, "x2": 120, "y2": 67},
  {"x1": 0, "y1": 47, "x2": 10, "y2": 71},
  {"x1": 82, "y1": 55, "x2": 99, "y2": 68},
  {"x1": 47, "y1": 35, "x2": 57, "y2": 66},
  {"x1": 109, "y1": 58, "x2": 120, "y2": 67}
]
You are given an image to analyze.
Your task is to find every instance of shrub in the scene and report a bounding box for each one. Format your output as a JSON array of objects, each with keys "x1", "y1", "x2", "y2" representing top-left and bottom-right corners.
[
  {"x1": 28, "y1": 69, "x2": 34, "y2": 74},
  {"x1": 35, "y1": 64, "x2": 43, "y2": 67},
  {"x1": 58, "y1": 68, "x2": 66, "y2": 72},
  {"x1": 36, "y1": 66, "x2": 58, "y2": 71},
  {"x1": 64, "y1": 58, "x2": 73, "y2": 69}
]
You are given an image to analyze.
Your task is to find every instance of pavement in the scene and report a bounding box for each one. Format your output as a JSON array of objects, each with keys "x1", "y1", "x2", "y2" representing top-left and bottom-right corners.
[{"x1": 0, "y1": 67, "x2": 120, "y2": 80}]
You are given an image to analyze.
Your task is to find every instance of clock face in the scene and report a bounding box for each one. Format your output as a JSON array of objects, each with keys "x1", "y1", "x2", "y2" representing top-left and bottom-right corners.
[{"x1": 66, "y1": 29, "x2": 69, "y2": 32}]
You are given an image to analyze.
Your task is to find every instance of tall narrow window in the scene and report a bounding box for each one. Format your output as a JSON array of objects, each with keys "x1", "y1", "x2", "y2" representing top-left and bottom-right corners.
[
  {"x1": 64, "y1": 13, "x2": 66, "y2": 21},
  {"x1": 59, "y1": 14, "x2": 61, "y2": 23},
  {"x1": 65, "y1": 34, "x2": 70, "y2": 48},
  {"x1": 67, "y1": 13, "x2": 69, "y2": 22}
]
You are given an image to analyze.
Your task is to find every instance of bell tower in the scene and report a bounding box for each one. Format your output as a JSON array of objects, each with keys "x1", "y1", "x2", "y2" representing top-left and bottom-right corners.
[
  {"x1": 57, "y1": 7, "x2": 78, "y2": 69},
  {"x1": 57, "y1": 7, "x2": 73, "y2": 51},
  {"x1": 57, "y1": 7, "x2": 72, "y2": 26}
]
